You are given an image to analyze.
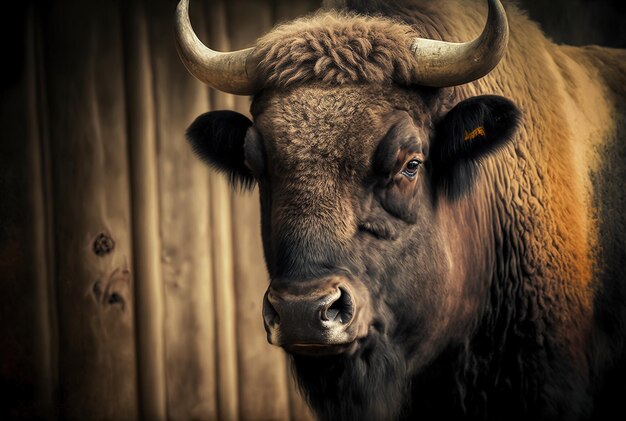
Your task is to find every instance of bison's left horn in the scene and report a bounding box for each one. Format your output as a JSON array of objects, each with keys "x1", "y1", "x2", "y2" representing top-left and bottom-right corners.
[
  {"x1": 410, "y1": 0, "x2": 509, "y2": 87},
  {"x1": 174, "y1": 0, "x2": 259, "y2": 95}
]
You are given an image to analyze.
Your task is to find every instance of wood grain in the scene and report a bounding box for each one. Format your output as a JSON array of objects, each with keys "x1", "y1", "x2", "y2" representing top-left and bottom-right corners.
[
  {"x1": 205, "y1": 1, "x2": 240, "y2": 419},
  {"x1": 0, "y1": 4, "x2": 55, "y2": 418},
  {"x1": 122, "y1": 1, "x2": 167, "y2": 419},
  {"x1": 40, "y1": 0, "x2": 138, "y2": 418},
  {"x1": 146, "y1": 0, "x2": 218, "y2": 419}
]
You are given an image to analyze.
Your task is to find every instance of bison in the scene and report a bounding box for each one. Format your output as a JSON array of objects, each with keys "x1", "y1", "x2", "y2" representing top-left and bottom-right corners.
[{"x1": 174, "y1": 0, "x2": 626, "y2": 419}]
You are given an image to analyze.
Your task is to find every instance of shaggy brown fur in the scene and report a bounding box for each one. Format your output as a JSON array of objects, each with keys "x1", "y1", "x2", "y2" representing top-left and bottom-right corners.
[
  {"x1": 189, "y1": 1, "x2": 626, "y2": 420},
  {"x1": 251, "y1": 2, "x2": 626, "y2": 419},
  {"x1": 252, "y1": 12, "x2": 420, "y2": 87}
]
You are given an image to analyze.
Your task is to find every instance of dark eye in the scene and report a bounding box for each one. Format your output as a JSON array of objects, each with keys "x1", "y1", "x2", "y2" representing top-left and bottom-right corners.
[{"x1": 401, "y1": 158, "x2": 422, "y2": 178}]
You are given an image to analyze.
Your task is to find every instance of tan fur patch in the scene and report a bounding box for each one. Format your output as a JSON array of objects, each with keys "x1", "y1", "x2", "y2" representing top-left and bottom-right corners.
[{"x1": 464, "y1": 126, "x2": 486, "y2": 141}]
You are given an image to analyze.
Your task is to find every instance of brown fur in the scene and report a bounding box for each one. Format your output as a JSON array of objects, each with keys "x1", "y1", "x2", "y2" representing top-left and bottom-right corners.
[{"x1": 252, "y1": 12, "x2": 419, "y2": 87}]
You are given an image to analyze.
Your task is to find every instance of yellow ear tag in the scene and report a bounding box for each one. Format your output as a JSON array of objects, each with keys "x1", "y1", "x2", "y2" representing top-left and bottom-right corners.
[{"x1": 464, "y1": 126, "x2": 486, "y2": 141}]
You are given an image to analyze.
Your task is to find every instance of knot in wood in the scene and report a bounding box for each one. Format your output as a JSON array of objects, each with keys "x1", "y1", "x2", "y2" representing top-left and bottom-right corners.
[{"x1": 93, "y1": 233, "x2": 115, "y2": 256}]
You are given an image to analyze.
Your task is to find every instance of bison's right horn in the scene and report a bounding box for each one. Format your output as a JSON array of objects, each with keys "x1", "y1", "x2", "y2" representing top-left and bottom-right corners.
[
  {"x1": 410, "y1": 0, "x2": 509, "y2": 87},
  {"x1": 174, "y1": 0, "x2": 259, "y2": 95}
]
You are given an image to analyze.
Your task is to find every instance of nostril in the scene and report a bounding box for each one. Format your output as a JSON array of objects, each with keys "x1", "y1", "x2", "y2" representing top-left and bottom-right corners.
[
  {"x1": 263, "y1": 294, "x2": 280, "y2": 327},
  {"x1": 321, "y1": 287, "x2": 354, "y2": 324}
]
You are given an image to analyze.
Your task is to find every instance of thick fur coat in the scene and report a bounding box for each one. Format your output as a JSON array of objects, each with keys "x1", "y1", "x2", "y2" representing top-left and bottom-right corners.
[{"x1": 189, "y1": 0, "x2": 626, "y2": 419}]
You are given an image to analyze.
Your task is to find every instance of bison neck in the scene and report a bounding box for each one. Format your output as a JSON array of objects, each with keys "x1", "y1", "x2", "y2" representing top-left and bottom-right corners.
[
  {"x1": 410, "y1": 161, "x2": 595, "y2": 420},
  {"x1": 291, "y1": 334, "x2": 412, "y2": 421}
]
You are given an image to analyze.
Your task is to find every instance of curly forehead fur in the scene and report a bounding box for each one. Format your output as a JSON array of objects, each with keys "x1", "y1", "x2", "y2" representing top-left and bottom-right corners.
[{"x1": 252, "y1": 11, "x2": 420, "y2": 87}]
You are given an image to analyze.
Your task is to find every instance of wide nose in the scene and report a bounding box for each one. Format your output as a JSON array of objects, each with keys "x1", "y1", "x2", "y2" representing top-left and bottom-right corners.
[{"x1": 262, "y1": 277, "x2": 357, "y2": 350}]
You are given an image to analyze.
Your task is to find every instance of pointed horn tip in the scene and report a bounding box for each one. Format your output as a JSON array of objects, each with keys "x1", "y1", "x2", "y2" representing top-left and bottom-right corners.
[
  {"x1": 175, "y1": 0, "x2": 189, "y2": 22},
  {"x1": 174, "y1": 0, "x2": 259, "y2": 95},
  {"x1": 409, "y1": 0, "x2": 509, "y2": 87},
  {"x1": 484, "y1": 0, "x2": 510, "y2": 58},
  {"x1": 177, "y1": 0, "x2": 189, "y2": 11}
]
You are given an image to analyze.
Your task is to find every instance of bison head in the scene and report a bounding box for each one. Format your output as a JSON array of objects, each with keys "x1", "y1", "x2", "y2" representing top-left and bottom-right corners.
[{"x1": 177, "y1": 0, "x2": 521, "y2": 418}]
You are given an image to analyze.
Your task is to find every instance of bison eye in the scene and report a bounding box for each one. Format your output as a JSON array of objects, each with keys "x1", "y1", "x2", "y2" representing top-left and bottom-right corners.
[{"x1": 401, "y1": 158, "x2": 422, "y2": 178}]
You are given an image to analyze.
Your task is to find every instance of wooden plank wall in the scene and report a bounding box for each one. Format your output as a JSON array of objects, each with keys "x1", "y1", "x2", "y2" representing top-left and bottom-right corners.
[
  {"x1": 0, "y1": 4, "x2": 55, "y2": 418},
  {"x1": 0, "y1": 0, "x2": 318, "y2": 419},
  {"x1": 40, "y1": 1, "x2": 138, "y2": 419}
]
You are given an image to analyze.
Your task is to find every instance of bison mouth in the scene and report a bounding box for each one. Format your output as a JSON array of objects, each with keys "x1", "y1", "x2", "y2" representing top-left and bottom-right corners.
[{"x1": 284, "y1": 340, "x2": 361, "y2": 357}]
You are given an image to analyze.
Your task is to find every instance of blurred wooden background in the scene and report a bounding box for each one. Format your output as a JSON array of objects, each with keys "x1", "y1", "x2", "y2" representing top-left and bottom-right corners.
[
  {"x1": 0, "y1": 0, "x2": 624, "y2": 419},
  {"x1": 0, "y1": 0, "x2": 319, "y2": 419}
]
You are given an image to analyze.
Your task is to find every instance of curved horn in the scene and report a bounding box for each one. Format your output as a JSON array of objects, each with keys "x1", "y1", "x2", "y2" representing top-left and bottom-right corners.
[
  {"x1": 410, "y1": 0, "x2": 509, "y2": 87},
  {"x1": 174, "y1": 0, "x2": 259, "y2": 95}
]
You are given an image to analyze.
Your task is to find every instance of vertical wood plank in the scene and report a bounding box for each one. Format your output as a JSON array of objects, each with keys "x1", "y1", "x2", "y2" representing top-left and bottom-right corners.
[
  {"x1": 205, "y1": 1, "x2": 240, "y2": 419},
  {"x1": 209, "y1": 170, "x2": 239, "y2": 421},
  {"x1": 30, "y1": 4, "x2": 58, "y2": 418},
  {"x1": 146, "y1": 0, "x2": 218, "y2": 419},
  {"x1": 40, "y1": 0, "x2": 138, "y2": 418},
  {"x1": 122, "y1": 1, "x2": 167, "y2": 419},
  {"x1": 0, "y1": 3, "x2": 56, "y2": 418}
]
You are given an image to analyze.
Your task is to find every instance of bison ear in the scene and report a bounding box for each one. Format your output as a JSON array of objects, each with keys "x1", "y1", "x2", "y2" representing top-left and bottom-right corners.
[
  {"x1": 186, "y1": 110, "x2": 255, "y2": 190},
  {"x1": 432, "y1": 95, "x2": 521, "y2": 199}
]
